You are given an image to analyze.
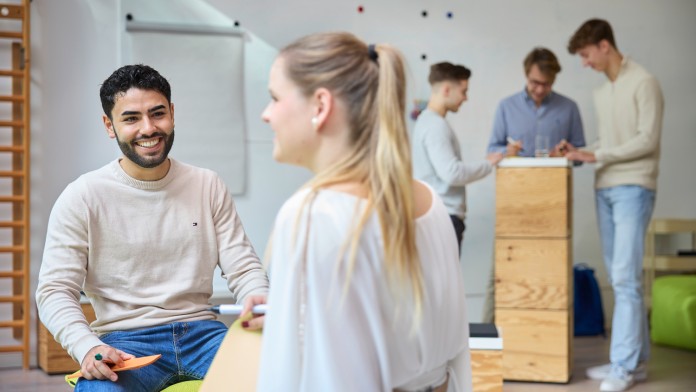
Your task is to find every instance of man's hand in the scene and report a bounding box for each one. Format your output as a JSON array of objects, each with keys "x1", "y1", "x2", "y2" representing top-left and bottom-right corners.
[
  {"x1": 487, "y1": 152, "x2": 504, "y2": 166},
  {"x1": 565, "y1": 150, "x2": 596, "y2": 163},
  {"x1": 81, "y1": 345, "x2": 135, "y2": 381},
  {"x1": 505, "y1": 140, "x2": 523, "y2": 157},
  {"x1": 240, "y1": 294, "x2": 267, "y2": 331},
  {"x1": 551, "y1": 139, "x2": 574, "y2": 157}
]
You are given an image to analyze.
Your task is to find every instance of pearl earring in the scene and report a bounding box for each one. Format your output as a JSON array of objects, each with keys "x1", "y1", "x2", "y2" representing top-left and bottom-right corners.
[{"x1": 311, "y1": 116, "x2": 318, "y2": 129}]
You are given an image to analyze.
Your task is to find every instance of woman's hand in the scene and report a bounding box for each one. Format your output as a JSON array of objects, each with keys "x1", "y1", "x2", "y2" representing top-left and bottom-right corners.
[{"x1": 240, "y1": 294, "x2": 267, "y2": 331}]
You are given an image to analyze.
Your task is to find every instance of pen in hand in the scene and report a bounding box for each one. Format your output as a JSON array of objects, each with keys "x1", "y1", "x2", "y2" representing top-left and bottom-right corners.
[
  {"x1": 506, "y1": 136, "x2": 524, "y2": 152},
  {"x1": 558, "y1": 139, "x2": 569, "y2": 154}
]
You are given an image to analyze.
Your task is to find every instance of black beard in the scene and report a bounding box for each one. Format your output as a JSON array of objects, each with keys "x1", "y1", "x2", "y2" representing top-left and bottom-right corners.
[{"x1": 115, "y1": 129, "x2": 175, "y2": 169}]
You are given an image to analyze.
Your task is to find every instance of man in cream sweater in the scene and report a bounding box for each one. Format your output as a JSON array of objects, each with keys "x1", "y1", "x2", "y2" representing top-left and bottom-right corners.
[
  {"x1": 566, "y1": 19, "x2": 664, "y2": 392},
  {"x1": 36, "y1": 64, "x2": 269, "y2": 390}
]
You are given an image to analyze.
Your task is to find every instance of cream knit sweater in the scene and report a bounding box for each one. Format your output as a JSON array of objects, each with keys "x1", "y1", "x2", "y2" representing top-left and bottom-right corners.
[
  {"x1": 36, "y1": 159, "x2": 269, "y2": 364},
  {"x1": 592, "y1": 57, "x2": 664, "y2": 190}
]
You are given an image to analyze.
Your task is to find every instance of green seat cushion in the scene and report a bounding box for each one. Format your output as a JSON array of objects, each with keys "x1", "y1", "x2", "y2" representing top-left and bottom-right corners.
[
  {"x1": 160, "y1": 380, "x2": 203, "y2": 392},
  {"x1": 651, "y1": 275, "x2": 696, "y2": 351}
]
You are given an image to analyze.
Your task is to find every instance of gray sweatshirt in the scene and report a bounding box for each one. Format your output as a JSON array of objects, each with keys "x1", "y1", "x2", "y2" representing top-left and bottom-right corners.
[{"x1": 412, "y1": 109, "x2": 493, "y2": 219}]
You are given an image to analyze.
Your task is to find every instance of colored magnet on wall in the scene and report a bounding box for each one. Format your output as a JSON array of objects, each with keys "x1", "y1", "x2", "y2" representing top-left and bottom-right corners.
[
  {"x1": 421, "y1": 10, "x2": 428, "y2": 17},
  {"x1": 358, "y1": 6, "x2": 364, "y2": 13},
  {"x1": 447, "y1": 12, "x2": 453, "y2": 19},
  {"x1": 126, "y1": 13, "x2": 133, "y2": 21},
  {"x1": 410, "y1": 99, "x2": 428, "y2": 121},
  {"x1": 421, "y1": 54, "x2": 427, "y2": 60},
  {"x1": 234, "y1": 20, "x2": 240, "y2": 27}
]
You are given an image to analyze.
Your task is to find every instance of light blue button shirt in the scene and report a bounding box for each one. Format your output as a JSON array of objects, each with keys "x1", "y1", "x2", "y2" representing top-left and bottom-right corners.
[{"x1": 487, "y1": 88, "x2": 586, "y2": 157}]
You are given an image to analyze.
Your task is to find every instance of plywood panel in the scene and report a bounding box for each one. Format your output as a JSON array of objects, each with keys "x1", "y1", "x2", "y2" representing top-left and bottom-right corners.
[
  {"x1": 495, "y1": 167, "x2": 570, "y2": 238},
  {"x1": 495, "y1": 308, "x2": 571, "y2": 382},
  {"x1": 471, "y1": 350, "x2": 503, "y2": 392},
  {"x1": 495, "y1": 238, "x2": 570, "y2": 309}
]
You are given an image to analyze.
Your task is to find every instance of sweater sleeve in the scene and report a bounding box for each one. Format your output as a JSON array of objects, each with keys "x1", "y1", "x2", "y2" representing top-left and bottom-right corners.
[
  {"x1": 35, "y1": 183, "x2": 104, "y2": 364},
  {"x1": 424, "y1": 122, "x2": 493, "y2": 186},
  {"x1": 214, "y1": 177, "x2": 269, "y2": 303},
  {"x1": 595, "y1": 77, "x2": 664, "y2": 164}
]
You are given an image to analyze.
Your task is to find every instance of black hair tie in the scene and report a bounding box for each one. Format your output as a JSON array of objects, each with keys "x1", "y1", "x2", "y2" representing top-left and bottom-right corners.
[{"x1": 368, "y1": 44, "x2": 379, "y2": 62}]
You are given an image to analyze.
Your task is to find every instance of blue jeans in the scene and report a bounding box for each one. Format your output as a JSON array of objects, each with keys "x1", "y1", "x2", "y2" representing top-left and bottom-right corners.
[
  {"x1": 75, "y1": 320, "x2": 227, "y2": 392},
  {"x1": 596, "y1": 185, "x2": 655, "y2": 374}
]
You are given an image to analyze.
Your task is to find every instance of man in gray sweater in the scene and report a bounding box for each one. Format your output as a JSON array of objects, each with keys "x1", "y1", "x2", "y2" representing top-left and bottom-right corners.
[
  {"x1": 412, "y1": 62, "x2": 503, "y2": 252},
  {"x1": 36, "y1": 64, "x2": 269, "y2": 390},
  {"x1": 567, "y1": 19, "x2": 664, "y2": 392}
]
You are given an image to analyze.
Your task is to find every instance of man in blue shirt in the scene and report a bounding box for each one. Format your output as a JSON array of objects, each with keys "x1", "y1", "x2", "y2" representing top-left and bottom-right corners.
[
  {"x1": 487, "y1": 47, "x2": 586, "y2": 157},
  {"x1": 482, "y1": 48, "x2": 587, "y2": 324}
]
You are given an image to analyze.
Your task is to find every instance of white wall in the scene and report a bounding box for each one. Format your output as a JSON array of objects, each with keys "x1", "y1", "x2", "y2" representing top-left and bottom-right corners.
[
  {"x1": 206, "y1": 0, "x2": 696, "y2": 320},
  {"x1": 2, "y1": 0, "x2": 310, "y2": 367},
  {"x1": 3, "y1": 0, "x2": 695, "y2": 368}
]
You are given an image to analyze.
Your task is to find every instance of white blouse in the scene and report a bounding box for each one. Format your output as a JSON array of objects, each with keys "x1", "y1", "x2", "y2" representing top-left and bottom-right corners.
[{"x1": 258, "y1": 184, "x2": 472, "y2": 392}]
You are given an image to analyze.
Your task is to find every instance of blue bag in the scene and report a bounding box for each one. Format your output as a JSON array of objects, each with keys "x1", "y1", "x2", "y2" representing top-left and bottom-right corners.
[{"x1": 573, "y1": 263, "x2": 606, "y2": 336}]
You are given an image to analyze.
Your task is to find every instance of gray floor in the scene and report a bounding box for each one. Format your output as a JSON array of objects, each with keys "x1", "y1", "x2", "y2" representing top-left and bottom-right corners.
[
  {"x1": 506, "y1": 336, "x2": 696, "y2": 392},
  {"x1": 1, "y1": 336, "x2": 695, "y2": 391}
]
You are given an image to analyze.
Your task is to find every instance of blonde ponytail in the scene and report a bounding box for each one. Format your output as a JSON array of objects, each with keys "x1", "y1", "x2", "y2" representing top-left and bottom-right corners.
[
  {"x1": 369, "y1": 45, "x2": 423, "y2": 318},
  {"x1": 279, "y1": 32, "x2": 423, "y2": 321}
]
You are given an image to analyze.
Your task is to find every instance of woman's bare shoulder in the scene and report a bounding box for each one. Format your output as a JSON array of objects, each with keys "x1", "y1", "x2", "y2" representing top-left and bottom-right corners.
[{"x1": 413, "y1": 180, "x2": 433, "y2": 219}]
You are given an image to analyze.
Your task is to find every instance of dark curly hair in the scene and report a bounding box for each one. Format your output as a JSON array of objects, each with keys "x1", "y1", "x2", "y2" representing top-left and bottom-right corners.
[{"x1": 99, "y1": 64, "x2": 171, "y2": 119}]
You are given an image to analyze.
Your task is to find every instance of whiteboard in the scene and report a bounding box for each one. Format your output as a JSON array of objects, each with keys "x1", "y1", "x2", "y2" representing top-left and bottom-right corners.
[{"x1": 123, "y1": 22, "x2": 246, "y2": 194}]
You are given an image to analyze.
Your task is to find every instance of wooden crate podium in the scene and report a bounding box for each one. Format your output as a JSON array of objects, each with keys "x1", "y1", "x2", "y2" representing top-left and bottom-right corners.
[
  {"x1": 469, "y1": 323, "x2": 503, "y2": 392},
  {"x1": 494, "y1": 158, "x2": 573, "y2": 383}
]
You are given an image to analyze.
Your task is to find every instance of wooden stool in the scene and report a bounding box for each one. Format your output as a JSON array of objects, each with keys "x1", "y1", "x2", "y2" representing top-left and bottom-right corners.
[{"x1": 470, "y1": 323, "x2": 503, "y2": 392}]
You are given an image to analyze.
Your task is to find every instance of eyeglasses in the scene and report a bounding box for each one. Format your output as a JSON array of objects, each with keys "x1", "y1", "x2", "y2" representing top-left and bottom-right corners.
[{"x1": 528, "y1": 78, "x2": 554, "y2": 89}]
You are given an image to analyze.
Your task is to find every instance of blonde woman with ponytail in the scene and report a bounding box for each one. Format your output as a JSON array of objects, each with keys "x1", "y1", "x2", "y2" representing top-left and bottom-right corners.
[{"x1": 246, "y1": 32, "x2": 472, "y2": 392}]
